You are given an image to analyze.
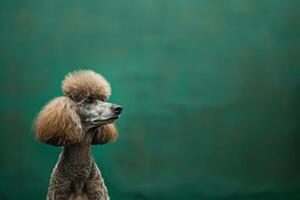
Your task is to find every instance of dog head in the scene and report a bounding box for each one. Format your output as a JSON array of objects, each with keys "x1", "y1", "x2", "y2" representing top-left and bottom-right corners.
[{"x1": 33, "y1": 70, "x2": 122, "y2": 146}]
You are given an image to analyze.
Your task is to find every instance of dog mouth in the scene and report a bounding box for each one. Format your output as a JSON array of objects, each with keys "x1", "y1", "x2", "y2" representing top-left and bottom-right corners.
[{"x1": 91, "y1": 115, "x2": 120, "y2": 124}]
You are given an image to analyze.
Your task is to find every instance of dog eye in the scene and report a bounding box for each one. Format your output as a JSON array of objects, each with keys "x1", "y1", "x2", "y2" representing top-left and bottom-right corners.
[
  {"x1": 85, "y1": 97, "x2": 94, "y2": 103},
  {"x1": 97, "y1": 98, "x2": 105, "y2": 102}
]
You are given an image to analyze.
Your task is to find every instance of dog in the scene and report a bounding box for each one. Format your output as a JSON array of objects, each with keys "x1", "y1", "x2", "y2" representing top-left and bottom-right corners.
[{"x1": 33, "y1": 70, "x2": 122, "y2": 200}]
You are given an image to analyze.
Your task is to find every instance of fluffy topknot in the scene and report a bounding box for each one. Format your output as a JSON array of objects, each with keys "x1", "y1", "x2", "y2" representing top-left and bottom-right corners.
[{"x1": 62, "y1": 70, "x2": 111, "y2": 101}]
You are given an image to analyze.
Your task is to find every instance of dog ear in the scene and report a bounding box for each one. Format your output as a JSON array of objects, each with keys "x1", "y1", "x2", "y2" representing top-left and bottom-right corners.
[
  {"x1": 92, "y1": 123, "x2": 118, "y2": 145},
  {"x1": 33, "y1": 97, "x2": 83, "y2": 146}
]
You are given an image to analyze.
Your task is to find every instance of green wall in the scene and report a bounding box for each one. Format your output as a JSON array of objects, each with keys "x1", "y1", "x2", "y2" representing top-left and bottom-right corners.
[{"x1": 0, "y1": 0, "x2": 299, "y2": 199}]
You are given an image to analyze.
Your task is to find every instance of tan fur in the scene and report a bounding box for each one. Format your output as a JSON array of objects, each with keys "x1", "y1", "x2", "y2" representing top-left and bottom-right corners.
[
  {"x1": 62, "y1": 70, "x2": 111, "y2": 101},
  {"x1": 33, "y1": 97, "x2": 83, "y2": 146},
  {"x1": 33, "y1": 70, "x2": 118, "y2": 146},
  {"x1": 92, "y1": 124, "x2": 118, "y2": 145}
]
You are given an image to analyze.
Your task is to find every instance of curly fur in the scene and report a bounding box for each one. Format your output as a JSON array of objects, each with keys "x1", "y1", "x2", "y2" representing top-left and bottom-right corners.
[
  {"x1": 33, "y1": 70, "x2": 120, "y2": 200},
  {"x1": 62, "y1": 70, "x2": 111, "y2": 101},
  {"x1": 92, "y1": 124, "x2": 118, "y2": 145},
  {"x1": 34, "y1": 97, "x2": 83, "y2": 146}
]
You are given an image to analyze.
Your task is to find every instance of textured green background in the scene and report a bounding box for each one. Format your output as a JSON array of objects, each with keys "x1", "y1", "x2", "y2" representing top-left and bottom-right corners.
[{"x1": 0, "y1": 1, "x2": 299, "y2": 200}]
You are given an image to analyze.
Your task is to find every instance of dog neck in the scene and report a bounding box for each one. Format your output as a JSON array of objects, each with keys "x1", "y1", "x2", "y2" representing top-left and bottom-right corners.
[
  {"x1": 61, "y1": 130, "x2": 95, "y2": 163},
  {"x1": 57, "y1": 130, "x2": 97, "y2": 190}
]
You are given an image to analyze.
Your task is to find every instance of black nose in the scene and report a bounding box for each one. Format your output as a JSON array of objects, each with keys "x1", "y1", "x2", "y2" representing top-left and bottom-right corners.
[{"x1": 112, "y1": 105, "x2": 123, "y2": 114}]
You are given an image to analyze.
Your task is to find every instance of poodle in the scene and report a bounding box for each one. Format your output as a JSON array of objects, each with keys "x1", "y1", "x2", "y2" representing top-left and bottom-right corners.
[{"x1": 33, "y1": 70, "x2": 122, "y2": 200}]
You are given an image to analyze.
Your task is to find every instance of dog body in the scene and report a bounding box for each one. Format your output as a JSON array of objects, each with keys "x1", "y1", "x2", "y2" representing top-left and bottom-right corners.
[
  {"x1": 33, "y1": 70, "x2": 122, "y2": 200},
  {"x1": 48, "y1": 133, "x2": 107, "y2": 200}
]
